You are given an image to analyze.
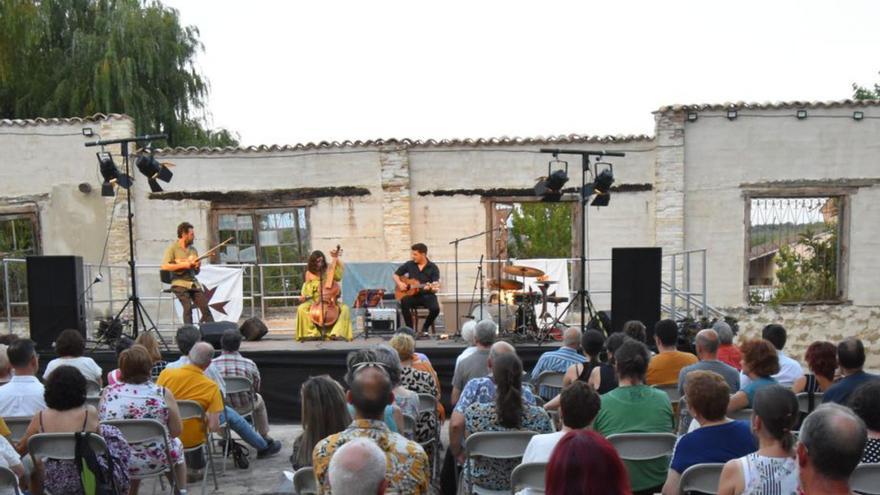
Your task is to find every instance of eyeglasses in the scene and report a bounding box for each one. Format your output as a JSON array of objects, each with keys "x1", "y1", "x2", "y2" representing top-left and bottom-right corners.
[{"x1": 351, "y1": 361, "x2": 388, "y2": 373}]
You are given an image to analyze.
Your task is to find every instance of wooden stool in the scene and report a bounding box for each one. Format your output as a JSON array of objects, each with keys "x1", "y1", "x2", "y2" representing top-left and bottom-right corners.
[{"x1": 409, "y1": 307, "x2": 436, "y2": 337}]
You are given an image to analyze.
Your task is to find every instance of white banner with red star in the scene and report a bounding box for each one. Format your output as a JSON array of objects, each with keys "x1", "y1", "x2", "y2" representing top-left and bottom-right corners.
[{"x1": 173, "y1": 265, "x2": 244, "y2": 323}]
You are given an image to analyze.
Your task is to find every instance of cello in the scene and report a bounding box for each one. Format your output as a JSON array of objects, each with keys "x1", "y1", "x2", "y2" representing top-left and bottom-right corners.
[{"x1": 309, "y1": 245, "x2": 342, "y2": 330}]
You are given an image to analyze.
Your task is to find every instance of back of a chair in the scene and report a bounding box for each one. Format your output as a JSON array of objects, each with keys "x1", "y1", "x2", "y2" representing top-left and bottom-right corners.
[
  {"x1": 534, "y1": 371, "x2": 565, "y2": 390},
  {"x1": 511, "y1": 462, "x2": 547, "y2": 493},
  {"x1": 85, "y1": 396, "x2": 101, "y2": 411},
  {"x1": 728, "y1": 408, "x2": 754, "y2": 422},
  {"x1": 851, "y1": 463, "x2": 880, "y2": 495},
  {"x1": 4, "y1": 416, "x2": 31, "y2": 444},
  {"x1": 86, "y1": 379, "x2": 102, "y2": 397},
  {"x1": 177, "y1": 400, "x2": 206, "y2": 422},
  {"x1": 607, "y1": 432, "x2": 677, "y2": 461},
  {"x1": 292, "y1": 466, "x2": 318, "y2": 495},
  {"x1": 28, "y1": 432, "x2": 108, "y2": 461},
  {"x1": 101, "y1": 419, "x2": 168, "y2": 445},
  {"x1": 464, "y1": 431, "x2": 537, "y2": 460},
  {"x1": 224, "y1": 375, "x2": 256, "y2": 414},
  {"x1": 417, "y1": 393, "x2": 436, "y2": 414},
  {"x1": 796, "y1": 392, "x2": 823, "y2": 414},
  {"x1": 0, "y1": 465, "x2": 20, "y2": 495},
  {"x1": 655, "y1": 384, "x2": 682, "y2": 403},
  {"x1": 402, "y1": 414, "x2": 416, "y2": 439},
  {"x1": 678, "y1": 463, "x2": 724, "y2": 495}
]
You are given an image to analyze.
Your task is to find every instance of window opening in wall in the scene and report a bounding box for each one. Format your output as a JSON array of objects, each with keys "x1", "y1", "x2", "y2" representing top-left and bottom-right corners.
[{"x1": 0, "y1": 213, "x2": 39, "y2": 318}]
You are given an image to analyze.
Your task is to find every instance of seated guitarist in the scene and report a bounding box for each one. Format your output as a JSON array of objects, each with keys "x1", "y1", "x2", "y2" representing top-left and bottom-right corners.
[
  {"x1": 393, "y1": 243, "x2": 441, "y2": 336},
  {"x1": 160, "y1": 222, "x2": 214, "y2": 324}
]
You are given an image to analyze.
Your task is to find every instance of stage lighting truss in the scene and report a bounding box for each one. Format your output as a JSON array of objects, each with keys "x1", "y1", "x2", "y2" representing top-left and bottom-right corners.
[
  {"x1": 535, "y1": 155, "x2": 570, "y2": 201},
  {"x1": 97, "y1": 150, "x2": 133, "y2": 197}
]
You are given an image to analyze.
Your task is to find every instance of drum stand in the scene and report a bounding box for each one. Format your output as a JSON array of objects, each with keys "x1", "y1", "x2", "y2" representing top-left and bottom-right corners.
[{"x1": 544, "y1": 288, "x2": 603, "y2": 335}]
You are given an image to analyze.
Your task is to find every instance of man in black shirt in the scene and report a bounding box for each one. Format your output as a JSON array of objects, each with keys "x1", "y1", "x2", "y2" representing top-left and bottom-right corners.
[{"x1": 393, "y1": 243, "x2": 441, "y2": 336}]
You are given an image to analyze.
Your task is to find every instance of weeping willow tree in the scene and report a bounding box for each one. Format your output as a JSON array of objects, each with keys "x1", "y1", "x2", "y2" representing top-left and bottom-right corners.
[{"x1": 0, "y1": 0, "x2": 237, "y2": 147}]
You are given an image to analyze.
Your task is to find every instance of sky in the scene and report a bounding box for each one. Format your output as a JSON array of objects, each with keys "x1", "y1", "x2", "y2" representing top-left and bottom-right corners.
[{"x1": 163, "y1": 0, "x2": 880, "y2": 147}]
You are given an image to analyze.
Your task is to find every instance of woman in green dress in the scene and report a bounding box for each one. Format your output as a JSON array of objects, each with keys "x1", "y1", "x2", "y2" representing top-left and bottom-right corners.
[{"x1": 295, "y1": 248, "x2": 353, "y2": 341}]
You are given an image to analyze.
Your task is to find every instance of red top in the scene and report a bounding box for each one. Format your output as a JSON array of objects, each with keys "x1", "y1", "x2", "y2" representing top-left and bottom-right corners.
[{"x1": 717, "y1": 344, "x2": 743, "y2": 371}]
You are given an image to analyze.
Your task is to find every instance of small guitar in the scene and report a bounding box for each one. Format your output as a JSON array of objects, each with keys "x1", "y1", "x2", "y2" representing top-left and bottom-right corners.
[
  {"x1": 160, "y1": 236, "x2": 234, "y2": 284},
  {"x1": 395, "y1": 275, "x2": 440, "y2": 300}
]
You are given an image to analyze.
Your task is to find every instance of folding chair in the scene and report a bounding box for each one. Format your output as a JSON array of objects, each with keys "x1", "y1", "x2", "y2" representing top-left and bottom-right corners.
[
  {"x1": 510, "y1": 462, "x2": 547, "y2": 494},
  {"x1": 654, "y1": 383, "x2": 682, "y2": 404},
  {"x1": 796, "y1": 392, "x2": 823, "y2": 415},
  {"x1": 534, "y1": 371, "x2": 565, "y2": 400},
  {"x1": 101, "y1": 419, "x2": 177, "y2": 493},
  {"x1": 851, "y1": 463, "x2": 880, "y2": 495},
  {"x1": 0, "y1": 465, "x2": 21, "y2": 495},
  {"x1": 85, "y1": 379, "x2": 102, "y2": 397},
  {"x1": 27, "y1": 432, "x2": 112, "y2": 495},
  {"x1": 292, "y1": 466, "x2": 318, "y2": 495},
  {"x1": 462, "y1": 430, "x2": 537, "y2": 494},
  {"x1": 402, "y1": 414, "x2": 416, "y2": 439},
  {"x1": 678, "y1": 396, "x2": 693, "y2": 435},
  {"x1": 728, "y1": 408, "x2": 754, "y2": 422},
  {"x1": 678, "y1": 462, "x2": 724, "y2": 495},
  {"x1": 3, "y1": 417, "x2": 31, "y2": 444},
  {"x1": 416, "y1": 393, "x2": 442, "y2": 478},
  {"x1": 221, "y1": 375, "x2": 256, "y2": 473},
  {"x1": 177, "y1": 400, "x2": 219, "y2": 494},
  {"x1": 85, "y1": 396, "x2": 101, "y2": 411},
  {"x1": 607, "y1": 432, "x2": 677, "y2": 462}
]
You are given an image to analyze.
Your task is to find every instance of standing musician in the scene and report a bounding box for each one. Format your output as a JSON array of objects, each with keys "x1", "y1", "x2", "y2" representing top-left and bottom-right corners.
[
  {"x1": 393, "y1": 243, "x2": 441, "y2": 337},
  {"x1": 295, "y1": 247, "x2": 353, "y2": 341},
  {"x1": 160, "y1": 222, "x2": 214, "y2": 324}
]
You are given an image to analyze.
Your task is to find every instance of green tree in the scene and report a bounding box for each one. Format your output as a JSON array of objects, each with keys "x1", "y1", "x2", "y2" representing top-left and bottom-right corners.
[
  {"x1": 771, "y1": 228, "x2": 838, "y2": 303},
  {"x1": 508, "y1": 202, "x2": 572, "y2": 259},
  {"x1": 852, "y1": 72, "x2": 880, "y2": 99},
  {"x1": 0, "y1": 0, "x2": 237, "y2": 147}
]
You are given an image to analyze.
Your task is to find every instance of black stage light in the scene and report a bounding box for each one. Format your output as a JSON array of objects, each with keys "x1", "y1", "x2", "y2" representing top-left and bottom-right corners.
[
  {"x1": 135, "y1": 154, "x2": 173, "y2": 192},
  {"x1": 535, "y1": 157, "x2": 569, "y2": 202},
  {"x1": 590, "y1": 167, "x2": 614, "y2": 206},
  {"x1": 97, "y1": 151, "x2": 133, "y2": 197}
]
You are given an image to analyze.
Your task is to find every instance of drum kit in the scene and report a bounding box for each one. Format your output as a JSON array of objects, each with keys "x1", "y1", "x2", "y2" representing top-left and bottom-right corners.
[{"x1": 468, "y1": 264, "x2": 570, "y2": 343}]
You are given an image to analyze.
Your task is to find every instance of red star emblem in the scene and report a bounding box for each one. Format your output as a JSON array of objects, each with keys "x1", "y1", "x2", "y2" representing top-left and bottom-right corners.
[{"x1": 203, "y1": 285, "x2": 230, "y2": 315}]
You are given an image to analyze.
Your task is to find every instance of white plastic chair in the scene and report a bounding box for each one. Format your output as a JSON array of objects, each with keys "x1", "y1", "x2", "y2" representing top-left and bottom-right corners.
[
  {"x1": 510, "y1": 462, "x2": 547, "y2": 494},
  {"x1": 101, "y1": 419, "x2": 176, "y2": 492},
  {"x1": 177, "y1": 400, "x2": 219, "y2": 494},
  {"x1": 607, "y1": 432, "x2": 677, "y2": 461},
  {"x1": 292, "y1": 466, "x2": 318, "y2": 495},
  {"x1": 851, "y1": 463, "x2": 880, "y2": 495},
  {"x1": 463, "y1": 430, "x2": 537, "y2": 494},
  {"x1": 3, "y1": 416, "x2": 31, "y2": 444},
  {"x1": 678, "y1": 462, "x2": 724, "y2": 494}
]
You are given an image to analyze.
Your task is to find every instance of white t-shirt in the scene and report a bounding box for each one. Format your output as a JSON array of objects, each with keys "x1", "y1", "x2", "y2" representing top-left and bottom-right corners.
[
  {"x1": 0, "y1": 436, "x2": 20, "y2": 495},
  {"x1": 43, "y1": 356, "x2": 103, "y2": 384},
  {"x1": 518, "y1": 431, "x2": 566, "y2": 495},
  {"x1": 0, "y1": 375, "x2": 46, "y2": 417}
]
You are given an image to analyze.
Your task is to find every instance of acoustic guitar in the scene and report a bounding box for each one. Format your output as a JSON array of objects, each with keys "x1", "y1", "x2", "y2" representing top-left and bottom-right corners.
[
  {"x1": 395, "y1": 275, "x2": 440, "y2": 300},
  {"x1": 159, "y1": 237, "x2": 234, "y2": 284}
]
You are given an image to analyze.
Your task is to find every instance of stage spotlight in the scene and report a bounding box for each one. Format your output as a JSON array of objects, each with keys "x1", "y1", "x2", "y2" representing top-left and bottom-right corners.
[
  {"x1": 135, "y1": 154, "x2": 173, "y2": 193},
  {"x1": 97, "y1": 151, "x2": 133, "y2": 197},
  {"x1": 535, "y1": 158, "x2": 569, "y2": 202},
  {"x1": 590, "y1": 166, "x2": 614, "y2": 207}
]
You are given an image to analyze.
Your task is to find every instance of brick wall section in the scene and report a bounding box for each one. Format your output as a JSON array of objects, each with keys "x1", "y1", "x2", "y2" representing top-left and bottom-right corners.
[
  {"x1": 654, "y1": 110, "x2": 686, "y2": 290},
  {"x1": 379, "y1": 146, "x2": 413, "y2": 259}
]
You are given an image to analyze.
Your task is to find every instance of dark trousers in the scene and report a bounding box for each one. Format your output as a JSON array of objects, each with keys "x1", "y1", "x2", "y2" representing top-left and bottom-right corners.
[
  {"x1": 400, "y1": 293, "x2": 440, "y2": 332},
  {"x1": 172, "y1": 286, "x2": 214, "y2": 324}
]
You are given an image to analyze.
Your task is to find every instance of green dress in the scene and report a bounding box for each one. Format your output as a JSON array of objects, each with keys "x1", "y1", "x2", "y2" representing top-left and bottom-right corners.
[{"x1": 295, "y1": 264, "x2": 352, "y2": 341}]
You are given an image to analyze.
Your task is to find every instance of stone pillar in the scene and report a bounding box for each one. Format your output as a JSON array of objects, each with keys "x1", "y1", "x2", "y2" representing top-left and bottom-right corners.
[
  {"x1": 654, "y1": 110, "x2": 686, "y2": 311},
  {"x1": 379, "y1": 145, "x2": 413, "y2": 260}
]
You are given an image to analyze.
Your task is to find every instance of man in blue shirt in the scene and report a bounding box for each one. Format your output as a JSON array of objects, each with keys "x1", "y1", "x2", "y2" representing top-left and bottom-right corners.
[
  {"x1": 823, "y1": 338, "x2": 878, "y2": 405},
  {"x1": 529, "y1": 327, "x2": 586, "y2": 399}
]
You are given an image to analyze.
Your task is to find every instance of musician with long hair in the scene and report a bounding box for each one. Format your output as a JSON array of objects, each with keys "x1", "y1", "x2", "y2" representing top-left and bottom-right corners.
[{"x1": 295, "y1": 248, "x2": 353, "y2": 341}]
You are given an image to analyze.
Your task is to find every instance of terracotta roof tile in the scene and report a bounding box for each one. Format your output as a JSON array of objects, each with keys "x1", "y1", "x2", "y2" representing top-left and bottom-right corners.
[
  {"x1": 0, "y1": 113, "x2": 130, "y2": 127},
  {"x1": 657, "y1": 99, "x2": 880, "y2": 113}
]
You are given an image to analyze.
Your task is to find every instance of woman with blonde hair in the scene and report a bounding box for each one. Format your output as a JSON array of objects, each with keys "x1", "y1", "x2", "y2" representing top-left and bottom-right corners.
[{"x1": 135, "y1": 332, "x2": 168, "y2": 380}]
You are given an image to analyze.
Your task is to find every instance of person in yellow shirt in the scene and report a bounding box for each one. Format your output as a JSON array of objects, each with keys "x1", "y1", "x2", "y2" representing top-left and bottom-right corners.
[
  {"x1": 157, "y1": 342, "x2": 223, "y2": 449},
  {"x1": 646, "y1": 319, "x2": 698, "y2": 386}
]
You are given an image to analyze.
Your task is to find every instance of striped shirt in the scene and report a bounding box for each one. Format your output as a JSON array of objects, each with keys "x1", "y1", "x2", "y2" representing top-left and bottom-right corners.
[
  {"x1": 212, "y1": 351, "x2": 261, "y2": 410},
  {"x1": 739, "y1": 453, "x2": 799, "y2": 495},
  {"x1": 529, "y1": 346, "x2": 586, "y2": 399}
]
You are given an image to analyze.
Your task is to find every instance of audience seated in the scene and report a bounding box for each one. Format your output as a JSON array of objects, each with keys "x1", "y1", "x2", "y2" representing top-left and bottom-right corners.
[
  {"x1": 792, "y1": 340, "x2": 837, "y2": 394},
  {"x1": 622, "y1": 319, "x2": 647, "y2": 345},
  {"x1": 451, "y1": 319, "x2": 497, "y2": 406},
  {"x1": 290, "y1": 375, "x2": 351, "y2": 470},
  {"x1": 372, "y1": 344, "x2": 422, "y2": 435},
  {"x1": 646, "y1": 319, "x2": 697, "y2": 386},
  {"x1": 714, "y1": 320, "x2": 743, "y2": 371},
  {"x1": 135, "y1": 332, "x2": 169, "y2": 380},
  {"x1": 455, "y1": 320, "x2": 478, "y2": 372},
  {"x1": 345, "y1": 349, "x2": 404, "y2": 433},
  {"x1": 545, "y1": 429, "x2": 631, "y2": 495},
  {"x1": 740, "y1": 324, "x2": 803, "y2": 389},
  {"x1": 544, "y1": 329, "x2": 617, "y2": 410},
  {"x1": 0, "y1": 339, "x2": 46, "y2": 417},
  {"x1": 462, "y1": 353, "x2": 552, "y2": 492},
  {"x1": 327, "y1": 437, "x2": 387, "y2": 495},
  {"x1": 18, "y1": 365, "x2": 130, "y2": 495},
  {"x1": 847, "y1": 380, "x2": 880, "y2": 463},
  {"x1": 99, "y1": 345, "x2": 186, "y2": 494},
  {"x1": 0, "y1": 345, "x2": 11, "y2": 387},
  {"x1": 394, "y1": 327, "x2": 431, "y2": 364},
  {"x1": 390, "y1": 333, "x2": 444, "y2": 421},
  {"x1": 312, "y1": 363, "x2": 429, "y2": 494},
  {"x1": 0, "y1": 434, "x2": 23, "y2": 494},
  {"x1": 589, "y1": 331, "x2": 625, "y2": 394},
  {"x1": 678, "y1": 329, "x2": 740, "y2": 395},
  {"x1": 797, "y1": 403, "x2": 867, "y2": 495},
  {"x1": 42, "y1": 329, "x2": 103, "y2": 384},
  {"x1": 593, "y1": 339, "x2": 674, "y2": 495},
  {"x1": 727, "y1": 339, "x2": 779, "y2": 413},
  {"x1": 212, "y1": 329, "x2": 272, "y2": 444},
  {"x1": 105, "y1": 336, "x2": 134, "y2": 386},
  {"x1": 661, "y1": 371, "x2": 756, "y2": 495},
  {"x1": 529, "y1": 327, "x2": 586, "y2": 400},
  {"x1": 719, "y1": 385, "x2": 800, "y2": 495},
  {"x1": 166, "y1": 326, "x2": 227, "y2": 394},
  {"x1": 822, "y1": 337, "x2": 878, "y2": 405}
]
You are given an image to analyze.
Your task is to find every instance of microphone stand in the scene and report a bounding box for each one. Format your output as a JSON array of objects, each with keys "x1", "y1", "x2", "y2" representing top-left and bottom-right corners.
[
  {"x1": 449, "y1": 226, "x2": 504, "y2": 336},
  {"x1": 466, "y1": 254, "x2": 485, "y2": 322}
]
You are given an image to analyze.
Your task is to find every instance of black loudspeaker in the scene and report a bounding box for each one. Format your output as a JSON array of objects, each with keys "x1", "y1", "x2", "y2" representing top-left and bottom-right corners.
[
  {"x1": 26, "y1": 255, "x2": 86, "y2": 350},
  {"x1": 239, "y1": 318, "x2": 268, "y2": 342},
  {"x1": 611, "y1": 247, "x2": 662, "y2": 337},
  {"x1": 200, "y1": 321, "x2": 239, "y2": 349}
]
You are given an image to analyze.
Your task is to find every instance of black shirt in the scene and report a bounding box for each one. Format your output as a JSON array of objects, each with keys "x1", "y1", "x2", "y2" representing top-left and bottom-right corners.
[{"x1": 395, "y1": 260, "x2": 440, "y2": 284}]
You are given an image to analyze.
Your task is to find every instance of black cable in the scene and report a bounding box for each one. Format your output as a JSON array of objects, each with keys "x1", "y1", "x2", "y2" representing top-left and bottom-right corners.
[{"x1": 96, "y1": 191, "x2": 120, "y2": 279}]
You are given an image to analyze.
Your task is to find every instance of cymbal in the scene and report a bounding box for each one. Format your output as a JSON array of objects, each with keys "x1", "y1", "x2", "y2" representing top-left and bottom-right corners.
[
  {"x1": 546, "y1": 296, "x2": 569, "y2": 304},
  {"x1": 502, "y1": 265, "x2": 545, "y2": 278},
  {"x1": 536, "y1": 280, "x2": 558, "y2": 286},
  {"x1": 488, "y1": 279, "x2": 523, "y2": 291}
]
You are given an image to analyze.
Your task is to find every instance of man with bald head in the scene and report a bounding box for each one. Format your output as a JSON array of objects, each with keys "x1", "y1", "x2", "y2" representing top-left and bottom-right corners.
[
  {"x1": 677, "y1": 329, "x2": 740, "y2": 395},
  {"x1": 529, "y1": 327, "x2": 587, "y2": 400},
  {"x1": 797, "y1": 403, "x2": 867, "y2": 494},
  {"x1": 313, "y1": 364, "x2": 429, "y2": 495},
  {"x1": 328, "y1": 438, "x2": 387, "y2": 495}
]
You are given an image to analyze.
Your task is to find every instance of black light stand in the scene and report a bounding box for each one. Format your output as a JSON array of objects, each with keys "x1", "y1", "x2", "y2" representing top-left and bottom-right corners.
[
  {"x1": 85, "y1": 134, "x2": 170, "y2": 349},
  {"x1": 449, "y1": 226, "x2": 504, "y2": 336}
]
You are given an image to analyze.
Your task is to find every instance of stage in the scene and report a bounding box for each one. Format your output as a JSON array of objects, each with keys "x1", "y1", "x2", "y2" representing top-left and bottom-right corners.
[{"x1": 45, "y1": 333, "x2": 560, "y2": 422}]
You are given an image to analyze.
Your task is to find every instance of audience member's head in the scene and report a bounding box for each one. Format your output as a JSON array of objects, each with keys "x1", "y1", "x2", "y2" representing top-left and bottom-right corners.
[
  {"x1": 348, "y1": 365, "x2": 393, "y2": 421},
  {"x1": 474, "y1": 319, "x2": 497, "y2": 347},
  {"x1": 604, "y1": 332, "x2": 628, "y2": 365},
  {"x1": 798, "y1": 403, "x2": 867, "y2": 487},
  {"x1": 44, "y1": 365, "x2": 86, "y2": 411},
  {"x1": 837, "y1": 337, "x2": 865, "y2": 372},
  {"x1": 0, "y1": 334, "x2": 18, "y2": 346},
  {"x1": 848, "y1": 380, "x2": 880, "y2": 434},
  {"x1": 0, "y1": 344, "x2": 10, "y2": 378},
  {"x1": 804, "y1": 341, "x2": 837, "y2": 382},
  {"x1": 581, "y1": 329, "x2": 605, "y2": 360},
  {"x1": 372, "y1": 344, "x2": 403, "y2": 388},
  {"x1": 614, "y1": 339, "x2": 650, "y2": 384},
  {"x1": 684, "y1": 370, "x2": 730, "y2": 423},
  {"x1": 562, "y1": 327, "x2": 581, "y2": 349},
  {"x1": 328, "y1": 437, "x2": 387, "y2": 495},
  {"x1": 761, "y1": 324, "x2": 787, "y2": 351},
  {"x1": 492, "y1": 352, "x2": 524, "y2": 429},
  {"x1": 188, "y1": 342, "x2": 215, "y2": 370},
  {"x1": 7, "y1": 338, "x2": 37, "y2": 373},
  {"x1": 740, "y1": 339, "x2": 780, "y2": 379},
  {"x1": 298, "y1": 375, "x2": 352, "y2": 468},
  {"x1": 559, "y1": 381, "x2": 600, "y2": 429},
  {"x1": 713, "y1": 320, "x2": 734, "y2": 345},
  {"x1": 622, "y1": 320, "x2": 647, "y2": 343},
  {"x1": 220, "y1": 328, "x2": 243, "y2": 353},
  {"x1": 545, "y1": 429, "x2": 630, "y2": 495},
  {"x1": 653, "y1": 319, "x2": 679, "y2": 349},
  {"x1": 54, "y1": 328, "x2": 85, "y2": 357},
  {"x1": 488, "y1": 340, "x2": 516, "y2": 370},
  {"x1": 388, "y1": 334, "x2": 415, "y2": 363},
  {"x1": 395, "y1": 326, "x2": 416, "y2": 339},
  {"x1": 753, "y1": 385, "x2": 799, "y2": 452},
  {"x1": 135, "y1": 332, "x2": 163, "y2": 364},
  {"x1": 119, "y1": 345, "x2": 153, "y2": 384},
  {"x1": 345, "y1": 349, "x2": 379, "y2": 385},
  {"x1": 694, "y1": 329, "x2": 720, "y2": 360},
  {"x1": 461, "y1": 320, "x2": 477, "y2": 346},
  {"x1": 175, "y1": 325, "x2": 202, "y2": 355}
]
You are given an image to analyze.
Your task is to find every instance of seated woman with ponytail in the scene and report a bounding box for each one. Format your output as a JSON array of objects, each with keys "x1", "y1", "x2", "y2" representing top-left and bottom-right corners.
[
  {"x1": 718, "y1": 385, "x2": 800, "y2": 495},
  {"x1": 462, "y1": 353, "x2": 552, "y2": 492}
]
